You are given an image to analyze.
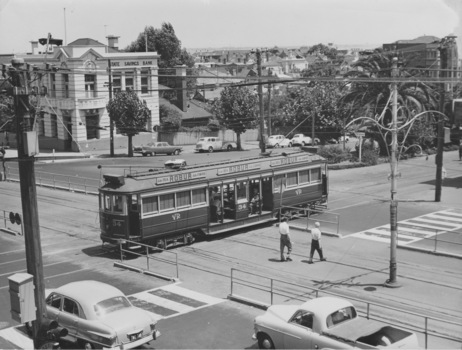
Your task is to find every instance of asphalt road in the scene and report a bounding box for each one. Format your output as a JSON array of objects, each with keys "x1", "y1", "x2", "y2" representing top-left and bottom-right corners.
[{"x1": 0, "y1": 148, "x2": 461, "y2": 349}]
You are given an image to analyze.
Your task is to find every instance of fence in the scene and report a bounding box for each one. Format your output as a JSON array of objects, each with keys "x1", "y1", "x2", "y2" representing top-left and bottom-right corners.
[
  {"x1": 159, "y1": 129, "x2": 259, "y2": 145},
  {"x1": 399, "y1": 229, "x2": 462, "y2": 258},
  {"x1": 229, "y1": 268, "x2": 462, "y2": 349},
  {"x1": 115, "y1": 240, "x2": 179, "y2": 281},
  {"x1": 5, "y1": 166, "x2": 100, "y2": 195}
]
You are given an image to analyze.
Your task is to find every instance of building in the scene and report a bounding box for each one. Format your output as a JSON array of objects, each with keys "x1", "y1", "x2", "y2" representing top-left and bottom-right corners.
[{"x1": 3, "y1": 36, "x2": 160, "y2": 152}]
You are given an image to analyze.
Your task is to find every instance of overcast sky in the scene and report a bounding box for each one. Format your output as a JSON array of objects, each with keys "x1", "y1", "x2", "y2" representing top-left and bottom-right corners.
[{"x1": 0, "y1": 0, "x2": 460, "y2": 54}]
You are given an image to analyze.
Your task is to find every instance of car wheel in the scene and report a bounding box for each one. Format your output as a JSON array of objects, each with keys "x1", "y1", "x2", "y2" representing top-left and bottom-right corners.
[
  {"x1": 258, "y1": 333, "x2": 275, "y2": 349},
  {"x1": 182, "y1": 161, "x2": 187, "y2": 167},
  {"x1": 79, "y1": 340, "x2": 94, "y2": 349},
  {"x1": 142, "y1": 153, "x2": 147, "y2": 157},
  {"x1": 288, "y1": 142, "x2": 292, "y2": 147},
  {"x1": 174, "y1": 149, "x2": 180, "y2": 155},
  {"x1": 302, "y1": 141, "x2": 306, "y2": 146},
  {"x1": 227, "y1": 145, "x2": 233, "y2": 151},
  {"x1": 274, "y1": 143, "x2": 279, "y2": 148},
  {"x1": 150, "y1": 152, "x2": 155, "y2": 156},
  {"x1": 208, "y1": 146, "x2": 214, "y2": 153}
]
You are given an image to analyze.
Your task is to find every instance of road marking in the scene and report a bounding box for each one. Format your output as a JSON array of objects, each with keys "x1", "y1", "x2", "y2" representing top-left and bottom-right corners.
[{"x1": 346, "y1": 209, "x2": 462, "y2": 245}]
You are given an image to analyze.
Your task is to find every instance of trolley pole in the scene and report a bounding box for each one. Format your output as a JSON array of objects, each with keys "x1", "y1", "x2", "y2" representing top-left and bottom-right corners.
[
  {"x1": 11, "y1": 58, "x2": 47, "y2": 348},
  {"x1": 385, "y1": 58, "x2": 400, "y2": 288}
]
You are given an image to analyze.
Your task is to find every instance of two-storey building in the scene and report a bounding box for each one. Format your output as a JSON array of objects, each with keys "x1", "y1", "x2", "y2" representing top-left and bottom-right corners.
[{"x1": 10, "y1": 36, "x2": 160, "y2": 152}]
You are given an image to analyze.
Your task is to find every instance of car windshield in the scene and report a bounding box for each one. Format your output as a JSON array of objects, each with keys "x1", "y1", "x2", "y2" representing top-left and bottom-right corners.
[{"x1": 94, "y1": 296, "x2": 132, "y2": 318}]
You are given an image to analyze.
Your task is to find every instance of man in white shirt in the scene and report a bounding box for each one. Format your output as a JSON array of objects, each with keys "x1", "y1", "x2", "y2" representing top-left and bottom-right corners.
[
  {"x1": 307, "y1": 222, "x2": 326, "y2": 264},
  {"x1": 279, "y1": 216, "x2": 292, "y2": 261}
]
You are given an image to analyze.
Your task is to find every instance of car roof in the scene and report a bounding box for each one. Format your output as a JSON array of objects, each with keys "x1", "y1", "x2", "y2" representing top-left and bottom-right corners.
[
  {"x1": 54, "y1": 280, "x2": 124, "y2": 304},
  {"x1": 300, "y1": 297, "x2": 354, "y2": 317}
]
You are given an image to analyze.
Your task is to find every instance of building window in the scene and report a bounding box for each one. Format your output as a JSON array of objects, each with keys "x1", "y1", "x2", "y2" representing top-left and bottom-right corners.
[
  {"x1": 50, "y1": 73, "x2": 56, "y2": 98},
  {"x1": 85, "y1": 74, "x2": 96, "y2": 98},
  {"x1": 85, "y1": 111, "x2": 100, "y2": 140},
  {"x1": 125, "y1": 73, "x2": 134, "y2": 91},
  {"x1": 112, "y1": 74, "x2": 121, "y2": 94},
  {"x1": 141, "y1": 70, "x2": 149, "y2": 94},
  {"x1": 50, "y1": 114, "x2": 58, "y2": 137},
  {"x1": 62, "y1": 73, "x2": 69, "y2": 98}
]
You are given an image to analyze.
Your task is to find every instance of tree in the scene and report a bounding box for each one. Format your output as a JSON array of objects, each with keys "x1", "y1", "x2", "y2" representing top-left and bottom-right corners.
[
  {"x1": 282, "y1": 83, "x2": 347, "y2": 142},
  {"x1": 159, "y1": 104, "x2": 182, "y2": 131},
  {"x1": 212, "y1": 86, "x2": 259, "y2": 150},
  {"x1": 106, "y1": 91, "x2": 150, "y2": 157},
  {"x1": 307, "y1": 43, "x2": 339, "y2": 60},
  {"x1": 341, "y1": 50, "x2": 439, "y2": 152}
]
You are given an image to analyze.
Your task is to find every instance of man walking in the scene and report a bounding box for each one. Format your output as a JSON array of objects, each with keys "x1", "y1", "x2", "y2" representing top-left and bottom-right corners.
[
  {"x1": 279, "y1": 216, "x2": 292, "y2": 262},
  {"x1": 307, "y1": 222, "x2": 326, "y2": 264}
]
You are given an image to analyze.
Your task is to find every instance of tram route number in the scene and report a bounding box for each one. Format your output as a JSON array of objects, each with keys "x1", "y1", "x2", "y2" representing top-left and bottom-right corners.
[{"x1": 112, "y1": 219, "x2": 123, "y2": 227}]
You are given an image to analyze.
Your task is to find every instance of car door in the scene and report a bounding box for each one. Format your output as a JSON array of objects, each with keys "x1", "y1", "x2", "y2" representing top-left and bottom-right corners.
[
  {"x1": 58, "y1": 297, "x2": 81, "y2": 339},
  {"x1": 283, "y1": 310, "x2": 314, "y2": 349},
  {"x1": 45, "y1": 292, "x2": 62, "y2": 324}
]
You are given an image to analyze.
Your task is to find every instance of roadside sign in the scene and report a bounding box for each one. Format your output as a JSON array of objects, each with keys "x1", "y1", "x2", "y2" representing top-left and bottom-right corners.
[{"x1": 356, "y1": 132, "x2": 365, "y2": 137}]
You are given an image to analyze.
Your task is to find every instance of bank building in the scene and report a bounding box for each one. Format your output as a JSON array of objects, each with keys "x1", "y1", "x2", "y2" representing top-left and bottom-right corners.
[{"x1": 5, "y1": 36, "x2": 160, "y2": 152}]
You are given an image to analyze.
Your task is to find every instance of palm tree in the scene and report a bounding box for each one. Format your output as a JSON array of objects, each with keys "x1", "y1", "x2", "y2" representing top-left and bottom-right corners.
[{"x1": 341, "y1": 49, "x2": 439, "y2": 153}]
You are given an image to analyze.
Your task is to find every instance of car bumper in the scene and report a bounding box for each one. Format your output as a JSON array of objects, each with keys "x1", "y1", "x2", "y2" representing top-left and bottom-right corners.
[{"x1": 108, "y1": 330, "x2": 160, "y2": 350}]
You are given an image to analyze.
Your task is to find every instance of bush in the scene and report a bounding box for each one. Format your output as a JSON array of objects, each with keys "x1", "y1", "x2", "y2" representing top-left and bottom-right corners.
[
  {"x1": 318, "y1": 145, "x2": 352, "y2": 164},
  {"x1": 361, "y1": 149, "x2": 379, "y2": 165}
]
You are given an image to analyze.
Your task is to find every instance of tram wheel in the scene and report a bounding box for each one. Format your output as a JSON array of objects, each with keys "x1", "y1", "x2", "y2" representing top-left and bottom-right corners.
[
  {"x1": 156, "y1": 240, "x2": 166, "y2": 250},
  {"x1": 185, "y1": 233, "x2": 195, "y2": 245}
]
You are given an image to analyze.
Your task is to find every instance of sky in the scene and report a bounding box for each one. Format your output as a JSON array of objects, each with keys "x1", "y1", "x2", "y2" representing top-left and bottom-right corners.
[{"x1": 0, "y1": 0, "x2": 460, "y2": 54}]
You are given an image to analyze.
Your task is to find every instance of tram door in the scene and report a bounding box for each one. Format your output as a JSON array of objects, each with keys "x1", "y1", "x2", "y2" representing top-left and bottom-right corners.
[
  {"x1": 261, "y1": 177, "x2": 273, "y2": 210},
  {"x1": 129, "y1": 194, "x2": 140, "y2": 236}
]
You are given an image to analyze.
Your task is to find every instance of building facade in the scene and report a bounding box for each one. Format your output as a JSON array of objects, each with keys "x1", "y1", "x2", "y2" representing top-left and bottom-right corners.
[{"x1": 14, "y1": 37, "x2": 160, "y2": 152}]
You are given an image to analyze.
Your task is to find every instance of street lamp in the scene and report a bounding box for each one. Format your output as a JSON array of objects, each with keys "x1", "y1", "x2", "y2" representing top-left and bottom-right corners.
[{"x1": 345, "y1": 58, "x2": 448, "y2": 287}]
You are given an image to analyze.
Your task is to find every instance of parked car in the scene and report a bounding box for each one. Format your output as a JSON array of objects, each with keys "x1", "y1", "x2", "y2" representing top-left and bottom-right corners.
[
  {"x1": 134, "y1": 142, "x2": 182, "y2": 156},
  {"x1": 45, "y1": 280, "x2": 161, "y2": 349},
  {"x1": 290, "y1": 134, "x2": 318, "y2": 146},
  {"x1": 252, "y1": 296, "x2": 419, "y2": 349},
  {"x1": 195, "y1": 137, "x2": 237, "y2": 152},
  {"x1": 266, "y1": 135, "x2": 291, "y2": 148}
]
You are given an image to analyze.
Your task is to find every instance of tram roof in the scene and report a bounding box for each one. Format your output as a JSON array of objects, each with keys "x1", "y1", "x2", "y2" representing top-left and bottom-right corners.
[{"x1": 100, "y1": 151, "x2": 325, "y2": 193}]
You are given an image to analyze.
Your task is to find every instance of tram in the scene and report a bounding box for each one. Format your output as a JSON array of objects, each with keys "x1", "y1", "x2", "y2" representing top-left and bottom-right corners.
[{"x1": 99, "y1": 150, "x2": 328, "y2": 249}]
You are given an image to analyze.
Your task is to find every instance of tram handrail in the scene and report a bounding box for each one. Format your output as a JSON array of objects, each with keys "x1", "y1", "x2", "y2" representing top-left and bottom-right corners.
[{"x1": 229, "y1": 268, "x2": 462, "y2": 349}]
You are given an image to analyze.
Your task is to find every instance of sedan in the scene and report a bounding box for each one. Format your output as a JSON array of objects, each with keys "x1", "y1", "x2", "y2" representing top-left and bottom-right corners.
[
  {"x1": 45, "y1": 280, "x2": 160, "y2": 349},
  {"x1": 134, "y1": 142, "x2": 182, "y2": 156},
  {"x1": 266, "y1": 135, "x2": 291, "y2": 148}
]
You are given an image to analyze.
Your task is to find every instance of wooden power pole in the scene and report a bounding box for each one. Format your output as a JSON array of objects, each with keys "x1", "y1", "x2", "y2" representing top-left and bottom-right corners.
[{"x1": 11, "y1": 58, "x2": 47, "y2": 348}]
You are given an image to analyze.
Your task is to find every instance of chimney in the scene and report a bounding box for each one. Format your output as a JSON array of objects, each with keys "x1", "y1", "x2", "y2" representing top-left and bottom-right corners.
[
  {"x1": 30, "y1": 41, "x2": 39, "y2": 55},
  {"x1": 175, "y1": 65, "x2": 188, "y2": 112},
  {"x1": 106, "y1": 35, "x2": 120, "y2": 50}
]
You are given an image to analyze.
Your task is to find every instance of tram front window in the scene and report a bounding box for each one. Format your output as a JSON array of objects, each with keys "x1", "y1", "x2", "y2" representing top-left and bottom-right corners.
[{"x1": 102, "y1": 194, "x2": 126, "y2": 214}]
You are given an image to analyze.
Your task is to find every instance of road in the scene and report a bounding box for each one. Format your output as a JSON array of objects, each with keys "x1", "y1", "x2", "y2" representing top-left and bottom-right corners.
[{"x1": 0, "y1": 147, "x2": 461, "y2": 349}]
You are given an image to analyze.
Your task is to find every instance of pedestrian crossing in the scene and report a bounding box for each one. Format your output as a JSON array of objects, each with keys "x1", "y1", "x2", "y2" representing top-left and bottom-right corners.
[
  {"x1": 347, "y1": 209, "x2": 462, "y2": 245},
  {"x1": 128, "y1": 283, "x2": 224, "y2": 320},
  {"x1": 0, "y1": 283, "x2": 224, "y2": 349}
]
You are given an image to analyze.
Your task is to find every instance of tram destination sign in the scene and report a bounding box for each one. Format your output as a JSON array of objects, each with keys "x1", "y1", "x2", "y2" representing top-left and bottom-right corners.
[
  {"x1": 156, "y1": 171, "x2": 206, "y2": 185},
  {"x1": 270, "y1": 155, "x2": 310, "y2": 167},
  {"x1": 217, "y1": 163, "x2": 260, "y2": 175}
]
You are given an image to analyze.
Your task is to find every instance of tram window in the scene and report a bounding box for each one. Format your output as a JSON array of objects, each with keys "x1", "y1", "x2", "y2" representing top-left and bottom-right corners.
[
  {"x1": 104, "y1": 194, "x2": 111, "y2": 211},
  {"x1": 299, "y1": 170, "x2": 309, "y2": 184},
  {"x1": 287, "y1": 172, "x2": 297, "y2": 187},
  {"x1": 192, "y1": 188, "x2": 206, "y2": 205},
  {"x1": 160, "y1": 193, "x2": 175, "y2": 211},
  {"x1": 113, "y1": 195, "x2": 124, "y2": 213},
  {"x1": 142, "y1": 196, "x2": 158, "y2": 214},
  {"x1": 236, "y1": 181, "x2": 247, "y2": 200},
  {"x1": 311, "y1": 168, "x2": 321, "y2": 182},
  {"x1": 177, "y1": 191, "x2": 191, "y2": 208},
  {"x1": 131, "y1": 195, "x2": 138, "y2": 211}
]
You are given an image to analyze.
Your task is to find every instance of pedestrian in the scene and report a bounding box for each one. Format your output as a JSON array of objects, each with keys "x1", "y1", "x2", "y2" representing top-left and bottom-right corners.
[
  {"x1": 307, "y1": 222, "x2": 326, "y2": 264},
  {"x1": 279, "y1": 216, "x2": 292, "y2": 262}
]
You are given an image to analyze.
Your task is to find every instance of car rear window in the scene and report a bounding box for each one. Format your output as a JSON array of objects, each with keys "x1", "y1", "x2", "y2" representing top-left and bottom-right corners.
[{"x1": 94, "y1": 296, "x2": 132, "y2": 317}]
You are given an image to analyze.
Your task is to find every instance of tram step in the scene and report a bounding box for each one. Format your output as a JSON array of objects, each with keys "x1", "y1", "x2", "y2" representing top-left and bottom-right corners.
[{"x1": 127, "y1": 245, "x2": 142, "y2": 250}]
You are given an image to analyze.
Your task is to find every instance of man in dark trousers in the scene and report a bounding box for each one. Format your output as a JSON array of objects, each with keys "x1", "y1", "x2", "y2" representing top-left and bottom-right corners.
[
  {"x1": 307, "y1": 222, "x2": 326, "y2": 264},
  {"x1": 279, "y1": 216, "x2": 292, "y2": 261}
]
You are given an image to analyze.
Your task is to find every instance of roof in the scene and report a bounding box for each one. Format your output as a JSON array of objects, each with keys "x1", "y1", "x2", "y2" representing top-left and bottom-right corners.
[
  {"x1": 54, "y1": 280, "x2": 124, "y2": 304},
  {"x1": 159, "y1": 97, "x2": 212, "y2": 120},
  {"x1": 68, "y1": 38, "x2": 106, "y2": 46},
  {"x1": 395, "y1": 35, "x2": 440, "y2": 44}
]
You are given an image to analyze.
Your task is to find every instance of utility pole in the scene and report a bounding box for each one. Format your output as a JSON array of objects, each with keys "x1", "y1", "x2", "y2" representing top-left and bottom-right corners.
[
  {"x1": 107, "y1": 59, "x2": 114, "y2": 157},
  {"x1": 385, "y1": 57, "x2": 400, "y2": 288},
  {"x1": 435, "y1": 37, "x2": 449, "y2": 202},
  {"x1": 267, "y1": 72, "x2": 272, "y2": 137},
  {"x1": 256, "y1": 49, "x2": 266, "y2": 153},
  {"x1": 10, "y1": 58, "x2": 47, "y2": 348}
]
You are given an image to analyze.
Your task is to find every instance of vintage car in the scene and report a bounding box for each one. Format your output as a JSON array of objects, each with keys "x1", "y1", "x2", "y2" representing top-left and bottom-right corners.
[
  {"x1": 45, "y1": 280, "x2": 161, "y2": 349},
  {"x1": 134, "y1": 142, "x2": 182, "y2": 156},
  {"x1": 252, "y1": 296, "x2": 419, "y2": 349},
  {"x1": 266, "y1": 135, "x2": 291, "y2": 148},
  {"x1": 290, "y1": 134, "x2": 314, "y2": 146},
  {"x1": 164, "y1": 159, "x2": 187, "y2": 169},
  {"x1": 194, "y1": 137, "x2": 237, "y2": 152}
]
